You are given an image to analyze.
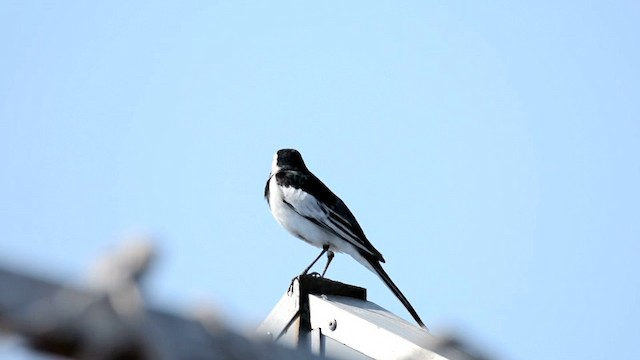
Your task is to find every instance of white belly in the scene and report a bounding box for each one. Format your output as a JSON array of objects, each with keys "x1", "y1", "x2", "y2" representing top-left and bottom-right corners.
[{"x1": 268, "y1": 177, "x2": 353, "y2": 254}]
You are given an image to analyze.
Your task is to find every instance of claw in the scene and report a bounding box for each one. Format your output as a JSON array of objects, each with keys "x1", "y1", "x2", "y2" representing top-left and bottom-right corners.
[{"x1": 287, "y1": 276, "x2": 298, "y2": 295}]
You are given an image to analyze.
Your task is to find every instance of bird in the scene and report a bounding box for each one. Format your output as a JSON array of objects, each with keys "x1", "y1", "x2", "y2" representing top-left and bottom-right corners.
[{"x1": 264, "y1": 148, "x2": 426, "y2": 328}]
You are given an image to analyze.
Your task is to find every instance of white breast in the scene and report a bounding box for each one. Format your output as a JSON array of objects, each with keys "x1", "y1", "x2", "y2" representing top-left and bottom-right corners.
[{"x1": 269, "y1": 176, "x2": 339, "y2": 250}]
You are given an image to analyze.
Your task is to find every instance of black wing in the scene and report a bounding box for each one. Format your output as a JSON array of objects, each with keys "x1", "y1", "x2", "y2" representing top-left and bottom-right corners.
[{"x1": 276, "y1": 170, "x2": 385, "y2": 262}]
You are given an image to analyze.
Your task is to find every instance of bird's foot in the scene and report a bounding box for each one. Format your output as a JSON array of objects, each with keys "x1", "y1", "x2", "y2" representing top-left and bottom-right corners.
[
  {"x1": 288, "y1": 271, "x2": 326, "y2": 294},
  {"x1": 287, "y1": 276, "x2": 299, "y2": 295}
]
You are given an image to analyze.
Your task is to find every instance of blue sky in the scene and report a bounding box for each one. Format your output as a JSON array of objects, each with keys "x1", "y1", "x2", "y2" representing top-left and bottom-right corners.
[{"x1": 1, "y1": 1, "x2": 639, "y2": 359}]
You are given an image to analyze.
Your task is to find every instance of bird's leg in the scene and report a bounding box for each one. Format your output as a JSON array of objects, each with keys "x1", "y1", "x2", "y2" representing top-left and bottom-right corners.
[
  {"x1": 301, "y1": 245, "x2": 330, "y2": 275},
  {"x1": 289, "y1": 245, "x2": 329, "y2": 294},
  {"x1": 320, "y1": 251, "x2": 335, "y2": 278}
]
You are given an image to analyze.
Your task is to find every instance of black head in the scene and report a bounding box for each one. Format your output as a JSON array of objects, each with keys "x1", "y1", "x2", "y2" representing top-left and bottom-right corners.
[{"x1": 274, "y1": 148, "x2": 308, "y2": 171}]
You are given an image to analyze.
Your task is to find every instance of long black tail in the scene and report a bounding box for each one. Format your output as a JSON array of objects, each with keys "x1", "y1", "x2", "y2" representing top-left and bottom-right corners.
[{"x1": 367, "y1": 257, "x2": 427, "y2": 329}]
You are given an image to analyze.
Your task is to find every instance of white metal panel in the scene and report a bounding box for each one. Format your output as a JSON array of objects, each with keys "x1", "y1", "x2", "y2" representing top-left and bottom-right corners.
[
  {"x1": 308, "y1": 294, "x2": 447, "y2": 360},
  {"x1": 323, "y1": 335, "x2": 375, "y2": 360},
  {"x1": 257, "y1": 281, "x2": 301, "y2": 342}
]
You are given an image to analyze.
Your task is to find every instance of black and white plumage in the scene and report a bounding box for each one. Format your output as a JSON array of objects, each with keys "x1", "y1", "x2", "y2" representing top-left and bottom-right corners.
[{"x1": 264, "y1": 148, "x2": 426, "y2": 328}]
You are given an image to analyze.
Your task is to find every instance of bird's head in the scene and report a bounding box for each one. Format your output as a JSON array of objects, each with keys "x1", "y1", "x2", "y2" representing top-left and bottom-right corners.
[{"x1": 272, "y1": 148, "x2": 308, "y2": 173}]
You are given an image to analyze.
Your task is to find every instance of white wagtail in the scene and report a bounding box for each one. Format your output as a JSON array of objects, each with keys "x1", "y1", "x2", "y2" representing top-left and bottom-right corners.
[{"x1": 264, "y1": 148, "x2": 426, "y2": 328}]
